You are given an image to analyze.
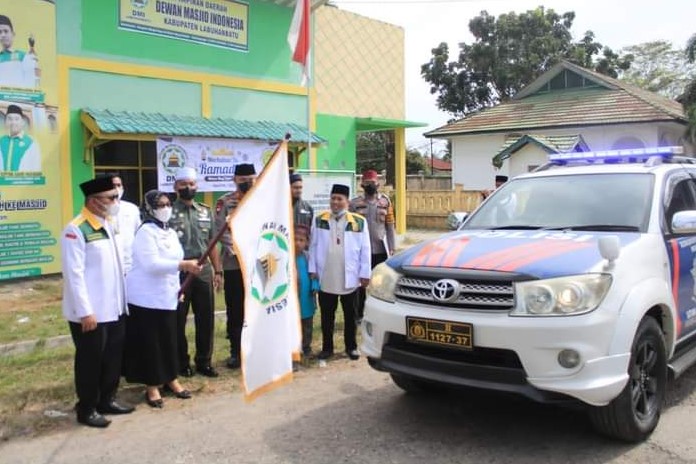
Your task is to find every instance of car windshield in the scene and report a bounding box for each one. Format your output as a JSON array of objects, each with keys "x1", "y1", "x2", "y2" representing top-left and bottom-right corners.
[{"x1": 463, "y1": 173, "x2": 654, "y2": 232}]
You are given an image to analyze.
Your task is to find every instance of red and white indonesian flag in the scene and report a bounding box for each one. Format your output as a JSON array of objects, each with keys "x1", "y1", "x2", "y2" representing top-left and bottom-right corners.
[
  {"x1": 229, "y1": 139, "x2": 301, "y2": 401},
  {"x1": 287, "y1": 0, "x2": 310, "y2": 84}
]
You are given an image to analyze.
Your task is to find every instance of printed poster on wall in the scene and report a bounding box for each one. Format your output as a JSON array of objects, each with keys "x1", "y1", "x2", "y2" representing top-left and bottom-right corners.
[
  {"x1": 0, "y1": 0, "x2": 60, "y2": 280},
  {"x1": 119, "y1": 0, "x2": 249, "y2": 51},
  {"x1": 295, "y1": 170, "x2": 355, "y2": 213},
  {"x1": 157, "y1": 136, "x2": 274, "y2": 192}
]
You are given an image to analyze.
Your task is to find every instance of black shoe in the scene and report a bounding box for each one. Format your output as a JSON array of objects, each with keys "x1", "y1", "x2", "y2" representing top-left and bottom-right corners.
[
  {"x1": 77, "y1": 410, "x2": 111, "y2": 428},
  {"x1": 144, "y1": 392, "x2": 164, "y2": 409},
  {"x1": 180, "y1": 365, "x2": 194, "y2": 377},
  {"x1": 347, "y1": 349, "x2": 360, "y2": 361},
  {"x1": 226, "y1": 356, "x2": 241, "y2": 369},
  {"x1": 96, "y1": 400, "x2": 135, "y2": 415},
  {"x1": 317, "y1": 350, "x2": 333, "y2": 360},
  {"x1": 196, "y1": 365, "x2": 219, "y2": 377}
]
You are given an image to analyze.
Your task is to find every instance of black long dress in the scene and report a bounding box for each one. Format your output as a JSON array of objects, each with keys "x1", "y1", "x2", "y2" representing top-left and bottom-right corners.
[{"x1": 122, "y1": 304, "x2": 179, "y2": 386}]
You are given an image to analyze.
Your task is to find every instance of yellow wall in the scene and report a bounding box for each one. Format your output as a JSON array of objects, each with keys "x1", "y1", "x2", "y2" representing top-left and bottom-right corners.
[{"x1": 314, "y1": 6, "x2": 405, "y2": 119}]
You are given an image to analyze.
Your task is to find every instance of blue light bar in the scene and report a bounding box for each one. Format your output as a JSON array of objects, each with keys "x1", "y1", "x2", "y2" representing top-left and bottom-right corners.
[{"x1": 548, "y1": 146, "x2": 685, "y2": 164}]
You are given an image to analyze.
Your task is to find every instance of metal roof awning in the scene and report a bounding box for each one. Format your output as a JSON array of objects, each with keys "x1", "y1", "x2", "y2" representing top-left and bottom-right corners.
[
  {"x1": 80, "y1": 109, "x2": 326, "y2": 160},
  {"x1": 355, "y1": 117, "x2": 428, "y2": 132}
]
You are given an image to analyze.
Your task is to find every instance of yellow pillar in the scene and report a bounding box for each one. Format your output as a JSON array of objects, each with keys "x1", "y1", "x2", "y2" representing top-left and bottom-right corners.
[
  {"x1": 202, "y1": 81, "x2": 215, "y2": 206},
  {"x1": 394, "y1": 127, "x2": 406, "y2": 234}
]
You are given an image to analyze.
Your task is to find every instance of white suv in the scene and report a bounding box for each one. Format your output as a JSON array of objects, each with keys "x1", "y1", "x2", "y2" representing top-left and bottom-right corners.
[{"x1": 362, "y1": 147, "x2": 696, "y2": 442}]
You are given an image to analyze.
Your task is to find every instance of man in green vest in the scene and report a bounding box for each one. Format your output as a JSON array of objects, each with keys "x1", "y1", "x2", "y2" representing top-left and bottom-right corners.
[{"x1": 0, "y1": 104, "x2": 41, "y2": 172}]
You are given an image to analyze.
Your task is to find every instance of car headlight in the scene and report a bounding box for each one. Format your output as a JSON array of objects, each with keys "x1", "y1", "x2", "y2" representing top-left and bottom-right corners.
[
  {"x1": 511, "y1": 274, "x2": 612, "y2": 316},
  {"x1": 367, "y1": 263, "x2": 402, "y2": 303}
]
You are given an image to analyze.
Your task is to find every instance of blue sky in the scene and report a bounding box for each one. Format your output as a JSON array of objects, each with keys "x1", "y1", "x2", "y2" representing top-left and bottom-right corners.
[{"x1": 333, "y1": 0, "x2": 696, "y2": 154}]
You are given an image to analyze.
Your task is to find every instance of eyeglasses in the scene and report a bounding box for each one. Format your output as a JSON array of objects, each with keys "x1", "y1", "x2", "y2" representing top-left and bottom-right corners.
[{"x1": 155, "y1": 203, "x2": 171, "y2": 208}]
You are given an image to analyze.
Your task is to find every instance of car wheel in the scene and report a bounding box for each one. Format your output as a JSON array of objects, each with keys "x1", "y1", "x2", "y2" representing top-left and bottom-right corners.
[
  {"x1": 589, "y1": 316, "x2": 667, "y2": 442},
  {"x1": 390, "y1": 373, "x2": 437, "y2": 394}
]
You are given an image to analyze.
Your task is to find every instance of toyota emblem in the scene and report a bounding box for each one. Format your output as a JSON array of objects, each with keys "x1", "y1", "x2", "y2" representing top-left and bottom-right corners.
[{"x1": 431, "y1": 279, "x2": 460, "y2": 303}]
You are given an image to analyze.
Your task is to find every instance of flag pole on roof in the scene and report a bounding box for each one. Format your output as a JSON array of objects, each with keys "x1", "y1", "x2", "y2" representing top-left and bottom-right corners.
[{"x1": 287, "y1": 0, "x2": 312, "y2": 165}]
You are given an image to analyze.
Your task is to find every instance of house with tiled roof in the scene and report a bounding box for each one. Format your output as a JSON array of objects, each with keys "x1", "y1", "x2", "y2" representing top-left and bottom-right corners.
[{"x1": 425, "y1": 60, "x2": 690, "y2": 190}]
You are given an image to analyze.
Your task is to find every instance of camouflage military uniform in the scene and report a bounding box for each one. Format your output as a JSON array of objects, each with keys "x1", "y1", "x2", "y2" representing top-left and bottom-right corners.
[
  {"x1": 215, "y1": 191, "x2": 244, "y2": 365},
  {"x1": 169, "y1": 198, "x2": 216, "y2": 373},
  {"x1": 349, "y1": 192, "x2": 396, "y2": 321}
]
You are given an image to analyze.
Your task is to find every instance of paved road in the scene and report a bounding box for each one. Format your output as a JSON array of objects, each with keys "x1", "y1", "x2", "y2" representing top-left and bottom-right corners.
[{"x1": 2, "y1": 357, "x2": 696, "y2": 464}]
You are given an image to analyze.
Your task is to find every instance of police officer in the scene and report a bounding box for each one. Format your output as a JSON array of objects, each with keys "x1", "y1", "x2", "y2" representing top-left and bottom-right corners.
[
  {"x1": 169, "y1": 167, "x2": 222, "y2": 377},
  {"x1": 61, "y1": 175, "x2": 134, "y2": 428},
  {"x1": 349, "y1": 169, "x2": 396, "y2": 322},
  {"x1": 215, "y1": 163, "x2": 257, "y2": 369},
  {"x1": 290, "y1": 172, "x2": 314, "y2": 230}
]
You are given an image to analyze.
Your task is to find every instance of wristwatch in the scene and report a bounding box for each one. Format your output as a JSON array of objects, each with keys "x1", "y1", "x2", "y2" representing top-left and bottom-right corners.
[{"x1": 215, "y1": 271, "x2": 223, "y2": 276}]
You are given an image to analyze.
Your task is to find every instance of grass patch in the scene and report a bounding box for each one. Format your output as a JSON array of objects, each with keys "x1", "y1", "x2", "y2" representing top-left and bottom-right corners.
[{"x1": 0, "y1": 275, "x2": 66, "y2": 345}]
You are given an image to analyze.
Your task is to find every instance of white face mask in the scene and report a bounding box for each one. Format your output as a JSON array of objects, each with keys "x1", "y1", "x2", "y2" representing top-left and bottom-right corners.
[
  {"x1": 106, "y1": 202, "x2": 120, "y2": 217},
  {"x1": 154, "y1": 206, "x2": 173, "y2": 223},
  {"x1": 116, "y1": 187, "x2": 124, "y2": 200}
]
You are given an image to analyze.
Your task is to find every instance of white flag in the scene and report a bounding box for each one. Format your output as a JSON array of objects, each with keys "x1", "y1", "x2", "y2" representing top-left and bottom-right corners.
[{"x1": 229, "y1": 140, "x2": 301, "y2": 401}]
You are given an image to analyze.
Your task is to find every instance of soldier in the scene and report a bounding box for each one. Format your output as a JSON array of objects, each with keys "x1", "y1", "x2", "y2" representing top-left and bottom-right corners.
[
  {"x1": 61, "y1": 175, "x2": 134, "y2": 428},
  {"x1": 215, "y1": 163, "x2": 257, "y2": 369},
  {"x1": 169, "y1": 167, "x2": 223, "y2": 378},
  {"x1": 290, "y1": 172, "x2": 314, "y2": 231},
  {"x1": 349, "y1": 169, "x2": 396, "y2": 323}
]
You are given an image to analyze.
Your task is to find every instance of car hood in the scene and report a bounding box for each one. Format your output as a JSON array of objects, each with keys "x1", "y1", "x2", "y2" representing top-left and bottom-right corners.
[{"x1": 388, "y1": 229, "x2": 642, "y2": 279}]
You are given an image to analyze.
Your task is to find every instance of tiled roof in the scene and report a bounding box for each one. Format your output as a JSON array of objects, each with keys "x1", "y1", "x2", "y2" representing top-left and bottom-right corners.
[
  {"x1": 82, "y1": 108, "x2": 326, "y2": 145},
  {"x1": 430, "y1": 157, "x2": 451, "y2": 171},
  {"x1": 426, "y1": 61, "x2": 686, "y2": 138},
  {"x1": 492, "y1": 134, "x2": 589, "y2": 168}
]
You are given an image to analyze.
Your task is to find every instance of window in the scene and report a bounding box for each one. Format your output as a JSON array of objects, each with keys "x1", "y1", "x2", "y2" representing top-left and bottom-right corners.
[
  {"x1": 94, "y1": 140, "x2": 157, "y2": 204},
  {"x1": 664, "y1": 176, "x2": 696, "y2": 234}
]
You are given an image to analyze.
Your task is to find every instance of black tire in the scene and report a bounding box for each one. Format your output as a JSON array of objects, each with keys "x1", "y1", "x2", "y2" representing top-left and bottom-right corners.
[
  {"x1": 589, "y1": 316, "x2": 667, "y2": 442},
  {"x1": 390, "y1": 373, "x2": 437, "y2": 394}
]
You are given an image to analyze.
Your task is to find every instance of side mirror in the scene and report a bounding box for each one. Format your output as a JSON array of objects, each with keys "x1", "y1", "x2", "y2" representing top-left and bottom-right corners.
[
  {"x1": 446, "y1": 212, "x2": 468, "y2": 230},
  {"x1": 598, "y1": 235, "x2": 620, "y2": 262},
  {"x1": 672, "y1": 210, "x2": 696, "y2": 234}
]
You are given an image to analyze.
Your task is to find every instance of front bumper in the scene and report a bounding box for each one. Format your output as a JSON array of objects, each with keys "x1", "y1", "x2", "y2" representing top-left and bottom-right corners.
[{"x1": 361, "y1": 296, "x2": 630, "y2": 406}]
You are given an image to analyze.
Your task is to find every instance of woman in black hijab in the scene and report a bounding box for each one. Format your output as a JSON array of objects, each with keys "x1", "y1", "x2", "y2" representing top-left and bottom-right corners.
[{"x1": 123, "y1": 190, "x2": 202, "y2": 407}]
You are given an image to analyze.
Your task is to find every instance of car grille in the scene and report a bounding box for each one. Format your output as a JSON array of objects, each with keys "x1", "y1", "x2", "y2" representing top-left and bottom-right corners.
[{"x1": 395, "y1": 276, "x2": 514, "y2": 310}]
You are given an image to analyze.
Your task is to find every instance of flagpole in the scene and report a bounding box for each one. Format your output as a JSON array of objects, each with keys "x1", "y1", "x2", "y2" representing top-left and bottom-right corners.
[{"x1": 306, "y1": 1, "x2": 312, "y2": 171}]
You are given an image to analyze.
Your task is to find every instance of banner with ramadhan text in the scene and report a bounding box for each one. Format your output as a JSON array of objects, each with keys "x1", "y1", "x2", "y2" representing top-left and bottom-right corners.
[
  {"x1": 229, "y1": 140, "x2": 301, "y2": 401},
  {"x1": 0, "y1": 0, "x2": 61, "y2": 280},
  {"x1": 157, "y1": 136, "x2": 273, "y2": 192},
  {"x1": 119, "y1": 0, "x2": 248, "y2": 51}
]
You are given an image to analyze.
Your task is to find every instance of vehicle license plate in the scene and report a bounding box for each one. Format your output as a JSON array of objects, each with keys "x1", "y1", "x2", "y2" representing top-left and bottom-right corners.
[{"x1": 406, "y1": 316, "x2": 473, "y2": 350}]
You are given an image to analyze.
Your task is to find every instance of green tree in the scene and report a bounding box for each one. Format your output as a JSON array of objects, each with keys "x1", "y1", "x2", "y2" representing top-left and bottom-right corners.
[
  {"x1": 620, "y1": 41, "x2": 695, "y2": 99},
  {"x1": 406, "y1": 148, "x2": 427, "y2": 174},
  {"x1": 684, "y1": 34, "x2": 696, "y2": 145},
  {"x1": 356, "y1": 131, "x2": 388, "y2": 175},
  {"x1": 421, "y1": 7, "x2": 632, "y2": 117}
]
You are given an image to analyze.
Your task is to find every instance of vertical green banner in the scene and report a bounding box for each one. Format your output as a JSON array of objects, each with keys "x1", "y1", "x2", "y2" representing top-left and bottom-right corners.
[{"x1": 0, "y1": 0, "x2": 60, "y2": 280}]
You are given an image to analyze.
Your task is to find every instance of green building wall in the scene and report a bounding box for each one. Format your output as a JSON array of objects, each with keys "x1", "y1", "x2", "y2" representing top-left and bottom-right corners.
[{"x1": 315, "y1": 114, "x2": 356, "y2": 171}]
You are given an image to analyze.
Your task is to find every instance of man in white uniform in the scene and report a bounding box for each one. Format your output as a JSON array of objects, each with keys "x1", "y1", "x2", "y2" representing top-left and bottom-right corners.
[
  {"x1": 110, "y1": 174, "x2": 141, "y2": 273},
  {"x1": 61, "y1": 175, "x2": 134, "y2": 428},
  {"x1": 309, "y1": 184, "x2": 371, "y2": 361}
]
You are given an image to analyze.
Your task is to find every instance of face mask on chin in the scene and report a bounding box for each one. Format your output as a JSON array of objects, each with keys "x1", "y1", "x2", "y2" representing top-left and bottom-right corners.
[
  {"x1": 153, "y1": 206, "x2": 173, "y2": 223},
  {"x1": 331, "y1": 209, "x2": 347, "y2": 219},
  {"x1": 177, "y1": 187, "x2": 197, "y2": 200}
]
